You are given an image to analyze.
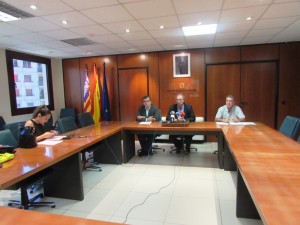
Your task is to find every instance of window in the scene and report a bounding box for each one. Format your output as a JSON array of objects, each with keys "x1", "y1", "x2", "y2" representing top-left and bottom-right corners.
[
  {"x1": 24, "y1": 75, "x2": 32, "y2": 82},
  {"x1": 26, "y1": 89, "x2": 33, "y2": 96},
  {"x1": 6, "y1": 50, "x2": 54, "y2": 115}
]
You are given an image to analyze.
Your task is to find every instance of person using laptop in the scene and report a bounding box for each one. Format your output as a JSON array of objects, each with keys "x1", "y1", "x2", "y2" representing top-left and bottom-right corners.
[{"x1": 215, "y1": 95, "x2": 245, "y2": 123}]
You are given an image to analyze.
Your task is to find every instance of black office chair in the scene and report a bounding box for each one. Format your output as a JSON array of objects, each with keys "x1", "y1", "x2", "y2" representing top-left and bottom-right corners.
[
  {"x1": 0, "y1": 130, "x2": 55, "y2": 209},
  {"x1": 60, "y1": 108, "x2": 76, "y2": 119},
  {"x1": 77, "y1": 112, "x2": 102, "y2": 171},
  {"x1": 279, "y1": 116, "x2": 300, "y2": 140},
  {"x1": 5, "y1": 121, "x2": 26, "y2": 142},
  {"x1": 170, "y1": 136, "x2": 195, "y2": 154},
  {"x1": 151, "y1": 111, "x2": 165, "y2": 153},
  {"x1": 57, "y1": 116, "x2": 78, "y2": 133}
]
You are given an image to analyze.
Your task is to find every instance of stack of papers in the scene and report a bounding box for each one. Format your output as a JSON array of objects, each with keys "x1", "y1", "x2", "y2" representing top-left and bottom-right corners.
[
  {"x1": 216, "y1": 122, "x2": 256, "y2": 126},
  {"x1": 38, "y1": 136, "x2": 66, "y2": 145},
  {"x1": 139, "y1": 121, "x2": 152, "y2": 125}
]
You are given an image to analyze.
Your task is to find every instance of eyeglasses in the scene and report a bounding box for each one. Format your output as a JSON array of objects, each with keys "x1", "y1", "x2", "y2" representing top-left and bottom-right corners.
[
  {"x1": 176, "y1": 99, "x2": 183, "y2": 101},
  {"x1": 143, "y1": 100, "x2": 151, "y2": 103}
]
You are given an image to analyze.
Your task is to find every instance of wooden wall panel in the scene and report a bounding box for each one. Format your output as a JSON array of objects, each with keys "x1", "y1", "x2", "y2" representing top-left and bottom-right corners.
[
  {"x1": 205, "y1": 47, "x2": 240, "y2": 63},
  {"x1": 118, "y1": 69, "x2": 148, "y2": 121},
  {"x1": 148, "y1": 52, "x2": 159, "y2": 106},
  {"x1": 117, "y1": 53, "x2": 148, "y2": 68},
  {"x1": 62, "y1": 59, "x2": 81, "y2": 114},
  {"x1": 241, "y1": 44, "x2": 279, "y2": 61},
  {"x1": 206, "y1": 64, "x2": 241, "y2": 121},
  {"x1": 278, "y1": 42, "x2": 300, "y2": 126},
  {"x1": 241, "y1": 63, "x2": 277, "y2": 128},
  {"x1": 158, "y1": 50, "x2": 203, "y2": 118}
]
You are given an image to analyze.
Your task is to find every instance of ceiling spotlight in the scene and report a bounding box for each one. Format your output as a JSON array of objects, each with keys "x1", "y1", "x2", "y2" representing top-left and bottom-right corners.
[
  {"x1": 246, "y1": 17, "x2": 252, "y2": 21},
  {"x1": 197, "y1": 22, "x2": 202, "y2": 25},
  {"x1": 125, "y1": 28, "x2": 130, "y2": 33},
  {"x1": 62, "y1": 20, "x2": 68, "y2": 25},
  {"x1": 160, "y1": 25, "x2": 164, "y2": 29},
  {"x1": 30, "y1": 5, "x2": 37, "y2": 10}
]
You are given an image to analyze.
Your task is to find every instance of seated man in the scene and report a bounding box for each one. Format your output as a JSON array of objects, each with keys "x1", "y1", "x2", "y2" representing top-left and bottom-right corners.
[
  {"x1": 215, "y1": 95, "x2": 245, "y2": 123},
  {"x1": 136, "y1": 96, "x2": 161, "y2": 157},
  {"x1": 166, "y1": 93, "x2": 195, "y2": 154}
]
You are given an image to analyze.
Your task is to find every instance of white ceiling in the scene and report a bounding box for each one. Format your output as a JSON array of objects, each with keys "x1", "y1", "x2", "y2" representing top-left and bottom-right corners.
[{"x1": 0, "y1": 0, "x2": 300, "y2": 59}]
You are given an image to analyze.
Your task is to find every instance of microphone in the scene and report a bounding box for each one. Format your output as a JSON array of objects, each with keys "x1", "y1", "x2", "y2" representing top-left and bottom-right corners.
[
  {"x1": 180, "y1": 111, "x2": 186, "y2": 121},
  {"x1": 170, "y1": 111, "x2": 175, "y2": 123}
]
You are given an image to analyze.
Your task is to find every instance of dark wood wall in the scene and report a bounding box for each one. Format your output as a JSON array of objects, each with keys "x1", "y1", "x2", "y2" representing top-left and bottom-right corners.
[{"x1": 62, "y1": 42, "x2": 300, "y2": 128}]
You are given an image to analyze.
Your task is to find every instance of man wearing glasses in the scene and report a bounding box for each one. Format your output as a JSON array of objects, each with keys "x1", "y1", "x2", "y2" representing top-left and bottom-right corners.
[
  {"x1": 136, "y1": 96, "x2": 161, "y2": 157},
  {"x1": 166, "y1": 93, "x2": 196, "y2": 154}
]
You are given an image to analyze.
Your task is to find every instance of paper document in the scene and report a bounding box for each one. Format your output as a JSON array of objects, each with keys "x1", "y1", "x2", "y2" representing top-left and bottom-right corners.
[
  {"x1": 48, "y1": 136, "x2": 66, "y2": 141},
  {"x1": 216, "y1": 122, "x2": 256, "y2": 126},
  {"x1": 38, "y1": 140, "x2": 63, "y2": 145},
  {"x1": 139, "y1": 121, "x2": 152, "y2": 125}
]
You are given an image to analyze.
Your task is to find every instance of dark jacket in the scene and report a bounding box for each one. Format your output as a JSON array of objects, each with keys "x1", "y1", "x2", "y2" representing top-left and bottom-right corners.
[
  {"x1": 166, "y1": 103, "x2": 195, "y2": 122},
  {"x1": 136, "y1": 105, "x2": 161, "y2": 122}
]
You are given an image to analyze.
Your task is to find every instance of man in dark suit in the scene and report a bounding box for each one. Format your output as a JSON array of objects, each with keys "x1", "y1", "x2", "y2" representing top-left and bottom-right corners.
[
  {"x1": 166, "y1": 93, "x2": 195, "y2": 154},
  {"x1": 136, "y1": 96, "x2": 161, "y2": 156}
]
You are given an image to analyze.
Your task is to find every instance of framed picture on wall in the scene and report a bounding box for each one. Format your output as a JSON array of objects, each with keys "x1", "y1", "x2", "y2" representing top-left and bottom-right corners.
[{"x1": 173, "y1": 53, "x2": 191, "y2": 77}]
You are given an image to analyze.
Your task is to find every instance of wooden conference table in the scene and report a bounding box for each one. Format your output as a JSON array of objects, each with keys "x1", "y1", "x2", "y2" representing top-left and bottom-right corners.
[
  {"x1": 1, "y1": 121, "x2": 300, "y2": 225},
  {"x1": 221, "y1": 123, "x2": 300, "y2": 225}
]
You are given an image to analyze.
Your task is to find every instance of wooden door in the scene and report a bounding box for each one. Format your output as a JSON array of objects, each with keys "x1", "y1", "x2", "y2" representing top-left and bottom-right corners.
[
  {"x1": 118, "y1": 69, "x2": 148, "y2": 121},
  {"x1": 206, "y1": 64, "x2": 241, "y2": 121},
  {"x1": 241, "y1": 62, "x2": 277, "y2": 128}
]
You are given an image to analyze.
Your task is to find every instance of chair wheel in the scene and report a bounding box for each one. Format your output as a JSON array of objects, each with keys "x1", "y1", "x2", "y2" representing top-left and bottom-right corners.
[{"x1": 51, "y1": 205, "x2": 56, "y2": 208}]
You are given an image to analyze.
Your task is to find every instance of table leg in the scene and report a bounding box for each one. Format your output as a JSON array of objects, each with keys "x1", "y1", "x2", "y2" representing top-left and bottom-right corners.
[
  {"x1": 44, "y1": 153, "x2": 84, "y2": 200},
  {"x1": 122, "y1": 130, "x2": 136, "y2": 163},
  {"x1": 236, "y1": 169, "x2": 260, "y2": 219}
]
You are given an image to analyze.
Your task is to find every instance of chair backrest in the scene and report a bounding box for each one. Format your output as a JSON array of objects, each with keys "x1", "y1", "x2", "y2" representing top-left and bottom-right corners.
[
  {"x1": 0, "y1": 129, "x2": 18, "y2": 147},
  {"x1": 298, "y1": 136, "x2": 300, "y2": 143},
  {"x1": 77, "y1": 112, "x2": 95, "y2": 127},
  {"x1": 195, "y1": 117, "x2": 204, "y2": 122},
  {"x1": 0, "y1": 116, "x2": 6, "y2": 130},
  {"x1": 57, "y1": 116, "x2": 77, "y2": 133},
  {"x1": 60, "y1": 108, "x2": 76, "y2": 119},
  {"x1": 279, "y1": 116, "x2": 300, "y2": 140},
  {"x1": 5, "y1": 121, "x2": 26, "y2": 142}
]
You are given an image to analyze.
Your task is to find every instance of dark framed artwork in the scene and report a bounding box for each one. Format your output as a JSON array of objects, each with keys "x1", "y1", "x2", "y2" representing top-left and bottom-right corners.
[{"x1": 173, "y1": 53, "x2": 191, "y2": 77}]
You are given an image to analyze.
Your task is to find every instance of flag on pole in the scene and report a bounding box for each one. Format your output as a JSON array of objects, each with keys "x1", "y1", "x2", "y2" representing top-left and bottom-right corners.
[
  {"x1": 92, "y1": 64, "x2": 101, "y2": 123},
  {"x1": 102, "y1": 63, "x2": 112, "y2": 121},
  {"x1": 83, "y1": 66, "x2": 92, "y2": 113}
]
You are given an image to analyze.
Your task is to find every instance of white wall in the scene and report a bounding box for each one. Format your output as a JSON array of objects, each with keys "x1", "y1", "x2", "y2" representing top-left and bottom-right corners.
[{"x1": 0, "y1": 48, "x2": 65, "y2": 124}]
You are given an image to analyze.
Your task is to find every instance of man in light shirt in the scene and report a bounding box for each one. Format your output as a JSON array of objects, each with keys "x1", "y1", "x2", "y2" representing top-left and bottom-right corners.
[{"x1": 215, "y1": 95, "x2": 245, "y2": 123}]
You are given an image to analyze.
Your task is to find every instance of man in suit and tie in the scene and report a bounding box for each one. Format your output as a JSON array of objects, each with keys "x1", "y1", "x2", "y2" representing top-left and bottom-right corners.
[
  {"x1": 136, "y1": 96, "x2": 161, "y2": 157},
  {"x1": 166, "y1": 93, "x2": 195, "y2": 154}
]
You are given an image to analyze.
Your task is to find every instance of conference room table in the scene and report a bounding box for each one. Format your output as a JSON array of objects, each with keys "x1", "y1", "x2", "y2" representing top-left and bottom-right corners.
[
  {"x1": 121, "y1": 121, "x2": 224, "y2": 166},
  {"x1": 1, "y1": 120, "x2": 300, "y2": 225},
  {"x1": 0, "y1": 121, "x2": 124, "y2": 198},
  {"x1": 220, "y1": 123, "x2": 300, "y2": 225}
]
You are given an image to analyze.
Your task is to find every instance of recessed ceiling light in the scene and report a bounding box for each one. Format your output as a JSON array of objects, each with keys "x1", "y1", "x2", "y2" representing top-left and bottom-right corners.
[
  {"x1": 197, "y1": 22, "x2": 202, "y2": 25},
  {"x1": 246, "y1": 16, "x2": 252, "y2": 21},
  {"x1": 182, "y1": 24, "x2": 217, "y2": 36},
  {"x1": 174, "y1": 44, "x2": 183, "y2": 48},
  {"x1": 125, "y1": 28, "x2": 130, "y2": 33},
  {"x1": 160, "y1": 25, "x2": 164, "y2": 29},
  {"x1": 62, "y1": 20, "x2": 68, "y2": 25},
  {"x1": 30, "y1": 5, "x2": 37, "y2": 10}
]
